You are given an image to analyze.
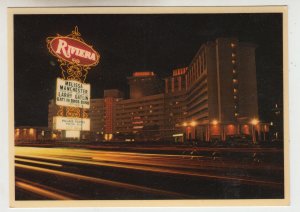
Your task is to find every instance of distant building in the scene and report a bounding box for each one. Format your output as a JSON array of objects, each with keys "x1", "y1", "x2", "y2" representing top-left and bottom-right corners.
[
  {"x1": 89, "y1": 98, "x2": 104, "y2": 133},
  {"x1": 103, "y1": 89, "x2": 123, "y2": 140},
  {"x1": 115, "y1": 93, "x2": 165, "y2": 141},
  {"x1": 127, "y1": 72, "x2": 163, "y2": 99},
  {"x1": 164, "y1": 67, "x2": 188, "y2": 141}
]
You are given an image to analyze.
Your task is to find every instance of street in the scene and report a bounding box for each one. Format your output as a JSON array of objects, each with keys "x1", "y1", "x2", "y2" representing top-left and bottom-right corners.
[{"x1": 15, "y1": 145, "x2": 284, "y2": 200}]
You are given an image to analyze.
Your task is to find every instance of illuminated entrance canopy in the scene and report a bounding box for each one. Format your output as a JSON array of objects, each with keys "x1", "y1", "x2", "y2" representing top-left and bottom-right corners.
[{"x1": 56, "y1": 78, "x2": 90, "y2": 109}]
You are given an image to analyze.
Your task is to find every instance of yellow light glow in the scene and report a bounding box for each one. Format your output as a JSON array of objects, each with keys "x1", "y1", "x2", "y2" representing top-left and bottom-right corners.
[
  {"x1": 190, "y1": 121, "x2": 197, "y2": 127},
  {"x1": 211, "y1": 120, "x2": 218, "y2": 125},
  {"x1": 183, "y1": 122, "x2": 188, "y2": 127},
  {"x1": 104, "y1": 134, "x2": 113, "y2": 141},
  {"x1": 65, "y1": 130, "x2": 80, "y2": 138},
  {"x1": 251, "y1": 118, "x2": 259, "y2": 125},
  {"x1": 29, "y1": 128, "x2": 34, "y2": 135}
]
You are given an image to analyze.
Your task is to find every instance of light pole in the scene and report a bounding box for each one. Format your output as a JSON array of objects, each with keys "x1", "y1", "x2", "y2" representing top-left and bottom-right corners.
[
  {"x1": 251, "y1": 118, "x2": 259, "y2": 144},
  {"x1": 182, "y1": 122, "x2": 188, "y2": 142},
  {"x1": 211, "y1": 119, "x2": 220, "y2": 142},
  {"x1": 190, "y1": 121, "x2": 197, "y2": 138}
]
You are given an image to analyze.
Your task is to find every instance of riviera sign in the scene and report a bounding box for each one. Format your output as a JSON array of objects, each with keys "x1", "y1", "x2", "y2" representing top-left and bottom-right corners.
[
  {"x1": 47, "y1": 26, "x2": 100, "y2": 133},
  {"x1": 49, "y1": 37, "x2": 99, "y2": 66}
]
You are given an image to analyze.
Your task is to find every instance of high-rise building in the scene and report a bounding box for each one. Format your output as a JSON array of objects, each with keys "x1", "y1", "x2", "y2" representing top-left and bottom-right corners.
[
  {"x1": 115, "y1": 93, "x2": 165, "y2": 141},
  {"x1": 127, "y1": 72, "x2": 163, "y2": 99},
  {"x1": 89, "y1": 99, "x2": 105, "y2": 133},
  {"x1": 183, "y1": 38, "x2": 259, "y2": 141},
  {"x1": 103, "y1": 89, "x2": 123, "y2": 140},
  {"x1": 164, "y1": 67, "x2": 188, "y2": 141}
]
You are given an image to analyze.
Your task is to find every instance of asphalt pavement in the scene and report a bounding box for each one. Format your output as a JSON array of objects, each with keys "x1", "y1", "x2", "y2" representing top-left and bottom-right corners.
[{"x1": 14, "y1": 146, "x2": 284, "y2": 200}]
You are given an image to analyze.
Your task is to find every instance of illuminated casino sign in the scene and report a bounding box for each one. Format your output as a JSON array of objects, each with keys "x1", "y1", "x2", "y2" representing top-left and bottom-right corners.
[
  {"x1": 48, "y1": 37, "x2": 99, "y2": 66},
  {"x1": 46, "y1": 26, "x2": 100, "y2": 133},
  {"x1": 56, "y1": 78, "x2": 90, "y2": 109},
  {"x1": 53, "y1": 116, "x2": 90, "y2": 131}
]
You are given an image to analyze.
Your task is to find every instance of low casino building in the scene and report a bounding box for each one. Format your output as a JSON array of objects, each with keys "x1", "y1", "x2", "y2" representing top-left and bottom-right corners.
[{"x1": 15, "y1": 126, "x2": 55, "y2": 142}]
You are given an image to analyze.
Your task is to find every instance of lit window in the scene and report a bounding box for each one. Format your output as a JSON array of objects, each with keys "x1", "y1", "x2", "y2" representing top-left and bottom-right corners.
[
  {"x1": 232, "y1": 53, "x2": 236, "y2": 57},
  {"x1": 231, "y1": 43, "x2": 236, "y2": 48},
  {"x1": 234, "y1": 95, "x2": 237, "y2": 99},
  {"x1": 233, "y1": 69, "x2": 236, "y2": 74},
  {"x1": 233, "y1": 88, "x2": 238, "y2": 93},
  {"x1": 232, "y1": 60, "x2": 236, "y2": 64},
  {"x1": 235, "y1": 113, "x2": 238, "y2": 117},
  {"x1": 233, "y1": 79, "x2": 238, "y2": 83}
]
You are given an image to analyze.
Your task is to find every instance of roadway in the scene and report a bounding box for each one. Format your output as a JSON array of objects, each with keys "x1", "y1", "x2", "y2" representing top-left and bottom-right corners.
[{"x1": 14, "y1": 145, "x2": 284, "y2": 200}]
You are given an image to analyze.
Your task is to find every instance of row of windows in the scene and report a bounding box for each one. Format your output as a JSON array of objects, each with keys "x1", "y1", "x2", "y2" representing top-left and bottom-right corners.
[
  {"x1": 187, "y1": 102, "x2": 208, "y2": 119},
  {"x1": 186, "y1": 49, "x2": 207, "y2": 89},
  {"x1": 165, "y1": 75, "x2": 187, "y2": 93},
  {"x1": 185, "y1": 79, "x2": 207, "y2": 103},
  {"x1": 231, "y1": 42, "x2": 239, "y2": 117}
]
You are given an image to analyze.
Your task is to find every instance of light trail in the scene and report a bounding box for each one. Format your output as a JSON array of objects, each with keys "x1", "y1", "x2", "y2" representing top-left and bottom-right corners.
[
  {"x1": 15, "y1": 158, "x2": 62, "y2": 167},
  {"x1": 15, "y1": 147, "x2": 282, "y2": 171},
  {"x1": 15, "y1": 147, "x2": 283, "y2": 189},
  {"x1": 16, "y1": 163, "x2": 192, "y2": 198},
  {"x1": 16, "y1": 181, "x2": 72, "y2": 200},
  {"x1": 14, "y1": 146, "x2": 284, "y2": 200},
  {"x1": 15, "y1": 153, "x2": 281, "y2": 188}
]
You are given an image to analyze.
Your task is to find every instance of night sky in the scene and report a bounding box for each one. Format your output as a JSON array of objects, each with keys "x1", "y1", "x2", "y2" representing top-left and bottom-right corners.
[{"x1": 14, "y1": 13, "x2": 283, "y2": 127}]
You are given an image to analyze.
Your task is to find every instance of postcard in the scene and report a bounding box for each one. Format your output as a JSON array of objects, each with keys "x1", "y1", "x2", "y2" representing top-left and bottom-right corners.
[{"x1": 8, "y1": 6, "x2": 288, "y2": 207}]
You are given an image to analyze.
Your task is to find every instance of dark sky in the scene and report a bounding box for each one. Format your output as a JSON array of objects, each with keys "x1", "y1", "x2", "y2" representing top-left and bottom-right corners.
[{"x1": 14, "y1": 13, "x2": 283, "y2": 127}]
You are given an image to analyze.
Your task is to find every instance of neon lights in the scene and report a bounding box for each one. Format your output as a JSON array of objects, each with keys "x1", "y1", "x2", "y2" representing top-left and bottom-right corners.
[
  {"x1": 133, "y1": 72, "x2": 155, "y2": 77},
  {"x1": 47, "y1": 26, "x2": 100, "y2": 67},
  {"x1": 47, "y1": 26, "x2": 100, "y2": 125}
]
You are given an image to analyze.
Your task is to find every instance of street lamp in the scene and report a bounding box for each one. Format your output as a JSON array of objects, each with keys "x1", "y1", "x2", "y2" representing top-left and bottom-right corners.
[
  {"x1": 251, "y1": 118, "x2": 259, "y2": 126},
  {"x1": 211, "y1": 119, "x2": 218, "y2": 125},
  {"x1": 250, "y1": 118, "x2": 259, "y2": 144}
]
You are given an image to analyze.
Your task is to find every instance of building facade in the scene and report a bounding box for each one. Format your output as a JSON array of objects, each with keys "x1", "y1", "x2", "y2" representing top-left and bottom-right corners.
[
  {"x1": 115, "y1": 93, "x2": 165, "y2": 141},
  {"x1": 127, "y1": 72, "x2": 164, "y2": 99},
  {"x1": 45, "y1": 38, "x2": 268, "y2": 143},
  {"x1": 182, "y1": 38, "x2": 260, "y2": 141}
]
